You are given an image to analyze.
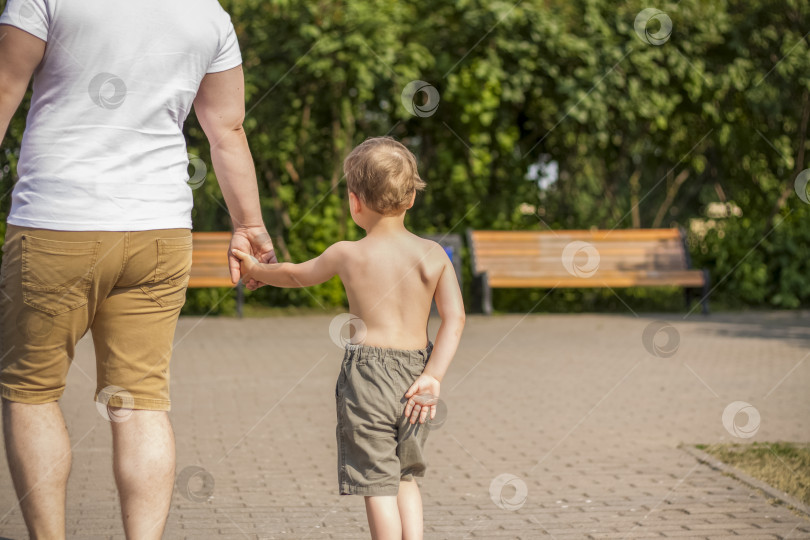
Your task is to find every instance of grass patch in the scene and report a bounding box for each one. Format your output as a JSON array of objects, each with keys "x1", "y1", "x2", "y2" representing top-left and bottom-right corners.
[{"x1": 700, "y1": 442, "x2": 810, "y2": 506}]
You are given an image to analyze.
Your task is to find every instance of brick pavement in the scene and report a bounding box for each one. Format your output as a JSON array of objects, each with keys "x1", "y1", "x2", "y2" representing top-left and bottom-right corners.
[{"x1": 1, "y1": 311, "x2": 809, "y2": 539}]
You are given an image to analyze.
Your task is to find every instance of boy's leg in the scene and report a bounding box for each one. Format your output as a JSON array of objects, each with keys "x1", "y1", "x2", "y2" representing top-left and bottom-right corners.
[
  {"x1": 364, "y1": 496, "x2": 402, "y2": 540},
  {"x1": 397, "y1": 479, "x2": 423, "y2": 540}
]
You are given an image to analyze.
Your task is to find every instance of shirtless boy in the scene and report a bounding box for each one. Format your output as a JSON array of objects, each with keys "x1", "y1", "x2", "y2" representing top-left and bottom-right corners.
[{"x1": 232, "y1": 136, "x2": 465, "y2": 539}]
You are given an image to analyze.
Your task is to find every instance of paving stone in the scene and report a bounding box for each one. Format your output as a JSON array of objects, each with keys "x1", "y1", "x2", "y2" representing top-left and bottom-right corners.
[{"x1": 0, "y1": 312, "x2": 808, "y2": 538}]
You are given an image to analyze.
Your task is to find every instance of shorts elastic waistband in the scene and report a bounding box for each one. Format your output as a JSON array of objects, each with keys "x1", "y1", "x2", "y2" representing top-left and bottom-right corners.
[{"x1": 344, "y1": 341, "x2": 433, "y2": 364}]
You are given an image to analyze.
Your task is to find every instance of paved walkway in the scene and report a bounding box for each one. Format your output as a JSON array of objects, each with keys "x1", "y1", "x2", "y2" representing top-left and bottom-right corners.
[{"x1": 1, "y1": 312, "x2": 809, "y2": 539}]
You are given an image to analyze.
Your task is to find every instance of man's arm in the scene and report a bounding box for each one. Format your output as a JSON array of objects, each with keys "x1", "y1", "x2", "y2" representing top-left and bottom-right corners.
[
  {"x1": 193, "y1": 65, "x2": 276, "y2": 287},
  {"x1": 0, "y1": 25, "x2": 46, "y2": 145},
  {"x1": 231, "y1": 242, "x2": 346, "y2": 288}
]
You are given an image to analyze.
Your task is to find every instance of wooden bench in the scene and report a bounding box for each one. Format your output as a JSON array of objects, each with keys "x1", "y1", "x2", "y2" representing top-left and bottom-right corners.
[
  {"x1": 190, "y1": 232, "x2": 244, "y2": 317},
  {"x1": 467, "y1": 228, "x2": 709, "y2": 315}
]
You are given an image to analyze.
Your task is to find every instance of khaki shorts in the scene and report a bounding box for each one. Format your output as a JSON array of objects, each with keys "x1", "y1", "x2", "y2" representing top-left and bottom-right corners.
[
  {"x1": 0, "y1": 225, "x2": 192, "y2": 410},
  {"x1": 335, "y1": 342, "x2": 433, "y2": 496}
]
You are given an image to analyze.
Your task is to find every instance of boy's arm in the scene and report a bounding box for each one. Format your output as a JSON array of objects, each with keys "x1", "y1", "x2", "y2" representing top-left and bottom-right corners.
[
  {"x1": 232, "y1": 242, "x2": 347, "y2": 288},
  {"x1": 404, "y1": 255, "x2": 466, "y2": 423},
  {"x1": 422, "y1": 258, "x2": 466, "y2": 381}
]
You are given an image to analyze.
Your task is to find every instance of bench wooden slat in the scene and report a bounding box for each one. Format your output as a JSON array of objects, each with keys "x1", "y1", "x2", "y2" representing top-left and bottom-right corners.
[
  {"x1": 190, "y1": 265, "x2": 231, "y2": 274},
  {"x1": 487, "y1": 270, "x2": 706, "y2": 288},
  {"x1": 474, "y1": 247, "x2": 686, "y2": 257},
  {"x1": 188, "y1": 277, "x2": 235, "y2": 288},
  {"x1": 472, "y1": 229, "x2": 681, "y2": 241},
  {"x1": 477, "y1": 263, "x2": 689, "y2": 274},
  {"x1": 192, "y1": 255, "x2": 228, "y2": 264},
  {"x1": 472, "y1": 240, "x2": 685, "y2": 250}
]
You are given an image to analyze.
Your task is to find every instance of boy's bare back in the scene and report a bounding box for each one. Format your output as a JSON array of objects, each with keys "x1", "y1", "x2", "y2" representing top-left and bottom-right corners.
[
  {"x1": 334, "y1": 231, "x2": 452, "y2": 350},
  {"x1": 231, "y1": 135, "x2": 464, "y2": 393}
]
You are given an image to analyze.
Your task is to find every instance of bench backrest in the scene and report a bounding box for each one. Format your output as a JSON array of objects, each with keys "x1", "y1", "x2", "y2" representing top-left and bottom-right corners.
[
  {"x1": 468, "y1": 228, "x2": 690, "y2": 278},
  {"x1": 189, "y1": 232, "x2": 233, "y2": 288}
]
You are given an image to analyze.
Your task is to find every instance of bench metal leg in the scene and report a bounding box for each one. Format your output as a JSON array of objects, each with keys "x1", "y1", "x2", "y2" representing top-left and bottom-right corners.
[
  {"x1": 481, "y1": 273, "x2": 492, "y2": 316},
  {"x1": 236, "y1": 282, "x2": 244, "y2": 318},
  {"x1": 700, "y1": 269, "x2": 710, "y2": 315},
  {"x1": 684, "y1": 287, "x2": 692, "y2": 311}
]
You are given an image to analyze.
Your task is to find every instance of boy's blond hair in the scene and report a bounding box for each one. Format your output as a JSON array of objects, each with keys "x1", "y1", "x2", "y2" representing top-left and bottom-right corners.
[{"x1": 343, "y1": 137, "x2": 426, "y2": 216}]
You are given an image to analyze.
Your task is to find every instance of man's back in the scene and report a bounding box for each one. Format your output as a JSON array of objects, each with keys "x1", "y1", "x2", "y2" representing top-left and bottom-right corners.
[
  {"x1": 339, "y1": 231, "x2": 450, "y2": 350},
  {"x1": 1, "y1": 0, "x2": 241, "y2": 231}
]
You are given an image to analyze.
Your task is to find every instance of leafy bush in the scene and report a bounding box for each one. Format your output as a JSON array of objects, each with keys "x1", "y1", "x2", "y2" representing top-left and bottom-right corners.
[{"x1": 2, "y1": 0, "x2": 808, "y2": 314}]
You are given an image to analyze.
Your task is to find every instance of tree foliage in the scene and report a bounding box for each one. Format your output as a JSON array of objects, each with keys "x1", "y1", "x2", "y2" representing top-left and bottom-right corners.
[{"x1": 1, "y1": 0, "x2": 808, "y2": 313}]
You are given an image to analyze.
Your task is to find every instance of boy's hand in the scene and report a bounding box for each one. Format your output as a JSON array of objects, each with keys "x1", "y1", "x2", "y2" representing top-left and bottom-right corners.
[
  {"x1": 231, "y1": 248, "x2": 260, "y2": 281},
  {"x1": 228, "y1": 227, "x2": 276, "y2": 290},
  {"x1": 404, "y1": 375, "x2": 441, "y2": 425}
]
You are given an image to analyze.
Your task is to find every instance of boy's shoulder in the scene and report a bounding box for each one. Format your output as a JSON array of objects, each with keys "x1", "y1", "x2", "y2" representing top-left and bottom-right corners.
[
  {"x1": 414, "y1": 234, "x2": 450, "y2": 256},
  {"x1": 329, "y1": 240, "x2": 355, "y2": 251},
  {"x1": 332, "y1": 234, "x2": 448, "y2": 264},
  {"x1": 417, "y1": 237, "x2": 448, "y2": 259},
  {"x1": 324, "y1": 240, "x2": 357, "y2": 256},
  {"x1": 403, "y1": 235, "x2": 454, "y2": 272},
  {"x1": 390, "y1": 232, "x2": 447, "y2": 257}
]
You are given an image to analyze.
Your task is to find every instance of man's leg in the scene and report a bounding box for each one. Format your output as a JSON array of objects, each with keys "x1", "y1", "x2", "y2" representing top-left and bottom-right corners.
[
  {"x1": 90, "y1": 229, "x2": 191, "y2": 538},
  {"x1": 0, "y1": 226, "x2": 125, "y2": 536},
  {"x1": 397, "y1": 479, "x2": 423, "y2": 540},
  {"x1": 111, "y1": 409, "x2": 175, "y2": 540},
  {"x1": 2, "y1": 400, "x2": 71, "y2": 540},
  {"x1": 364, "y1": 495, "x2": 402, "y2": 540}
]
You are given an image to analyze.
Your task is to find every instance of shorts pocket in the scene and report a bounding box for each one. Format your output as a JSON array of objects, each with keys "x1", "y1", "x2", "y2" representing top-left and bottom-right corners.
[
  {"x1": 21, "y1": 235, "x2": 100, "y2": 316},
  {"x1": 141, "y1": 235, "x2": 192, "y2": 308},
  {"x1": 344, "y1": 429, "x2": 398, "y2": 485}
]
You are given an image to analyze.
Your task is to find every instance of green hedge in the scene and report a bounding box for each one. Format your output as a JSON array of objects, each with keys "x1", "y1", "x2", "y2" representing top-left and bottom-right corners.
[{"x1": 1, "y1": 0, "x2": 808, "y2": 315}]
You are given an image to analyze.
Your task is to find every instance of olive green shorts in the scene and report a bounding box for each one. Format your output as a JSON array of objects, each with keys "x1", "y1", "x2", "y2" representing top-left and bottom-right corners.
[
  {"x1": 335, "y1": 342, "x2": 433, "y2": 496},
  {"x1": 0, "y1": 225, "x2": 192, "y2": 410}
]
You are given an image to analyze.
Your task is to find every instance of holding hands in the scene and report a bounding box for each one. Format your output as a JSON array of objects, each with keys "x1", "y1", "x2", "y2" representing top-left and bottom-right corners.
[
  {"x1": 231, "y1": 246, "x2": 261, "y2": 281},
  {"x1": 228, "y1": 226, "x2": 275, "y2": 289}
]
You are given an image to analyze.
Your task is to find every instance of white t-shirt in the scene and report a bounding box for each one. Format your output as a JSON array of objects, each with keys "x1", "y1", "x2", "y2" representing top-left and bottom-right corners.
[{"x1": 0, "y1": 0, "x2": 242, "y2": 231}]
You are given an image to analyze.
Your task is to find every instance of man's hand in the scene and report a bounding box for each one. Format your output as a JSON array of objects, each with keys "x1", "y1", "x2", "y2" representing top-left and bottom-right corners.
[
  {"x1": 403, "y1": 375, "x2": 441, "y2": 425},
  {"x1": 228, "y1": 226, "x2": 276, "y2": 290}
]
